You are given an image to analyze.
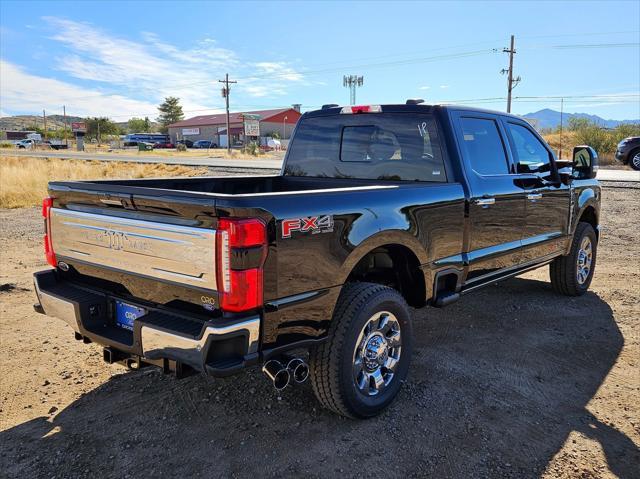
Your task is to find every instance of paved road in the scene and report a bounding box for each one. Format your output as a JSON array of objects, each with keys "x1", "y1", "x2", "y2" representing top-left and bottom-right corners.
[
  {"x1": 1, "y1": 149, "x2": 282, "y2": 169},
  {"x1": 597, "y1": 168, "x2": 640, "y2": 182},
  {"x1": 3, "y1": 149, "x2": 639, "y2": 180}
]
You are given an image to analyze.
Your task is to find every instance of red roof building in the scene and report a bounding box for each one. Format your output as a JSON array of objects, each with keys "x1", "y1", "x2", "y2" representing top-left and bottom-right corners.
[{"x1": 167, "y1": 107, "x2": 302, "y2": 146}]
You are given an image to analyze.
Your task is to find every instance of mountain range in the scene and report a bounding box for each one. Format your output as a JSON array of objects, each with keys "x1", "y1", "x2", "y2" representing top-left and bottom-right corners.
[{"x1": 523, "y1": 109, "x2": 639, "y2": 130}]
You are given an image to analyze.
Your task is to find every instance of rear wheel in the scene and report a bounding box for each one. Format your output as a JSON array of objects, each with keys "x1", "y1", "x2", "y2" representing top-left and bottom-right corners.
[
  {"x1": 310, "y1": 282, "x2": 413, "y2": 418},
  {"x1": 550, "y1": 222, "x2": 597, "y2": 296}
]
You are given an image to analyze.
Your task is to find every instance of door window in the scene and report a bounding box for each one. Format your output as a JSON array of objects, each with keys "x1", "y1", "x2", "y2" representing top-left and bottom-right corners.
[
  {"x1": 459, "y1": 118, "x2": 510, "y2": 175},
  {"x1": 507, "y1": 123, "x2": 552, "y2": 175}
]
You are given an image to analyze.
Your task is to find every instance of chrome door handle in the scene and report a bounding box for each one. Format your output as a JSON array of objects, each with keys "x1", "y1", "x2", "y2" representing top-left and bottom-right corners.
[
  {"x1": 474, "y1": 197, "x2": 496, "y2": 206},
  {"x1": 527, "y1": 193, "x2": 543, "y2": 200}
]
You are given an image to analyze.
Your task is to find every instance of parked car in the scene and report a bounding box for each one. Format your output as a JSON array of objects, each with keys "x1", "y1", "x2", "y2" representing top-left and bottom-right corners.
[
  {"x1": 153, "y1": 141, "x2": 175, "y2": 149},
  {"x1": 192, "y1": 140, "x2": 217, "y2": 149},
  {"x1": 16, "y1": 139, "x2": 35, "y2": 149},
  {"x1": 615, "y1": 136, "x2": 640, "y2": 170},
  {"x1": 176, "y1": 139, "x2": 194, "y2": 148},
  {"x1": 34, "y1": 102, "x2": 600, "y2": 418}
]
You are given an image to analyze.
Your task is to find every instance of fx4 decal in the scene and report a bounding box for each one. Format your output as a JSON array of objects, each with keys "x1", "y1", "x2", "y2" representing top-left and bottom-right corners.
[{"x1": 282, "y1": 215, "x2": 334, "y2": 238}]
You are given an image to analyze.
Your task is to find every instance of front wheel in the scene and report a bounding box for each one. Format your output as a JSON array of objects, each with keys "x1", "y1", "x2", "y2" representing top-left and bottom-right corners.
[
  {"x1": 310, "y1": 282, "x2": 413, "y2": 418},
  {"x1": 550, "y1": 222, "x2": 597, "y2": 296},
  {"x1": 630, "y1": 149, "x2": 640, "y2": 171}
]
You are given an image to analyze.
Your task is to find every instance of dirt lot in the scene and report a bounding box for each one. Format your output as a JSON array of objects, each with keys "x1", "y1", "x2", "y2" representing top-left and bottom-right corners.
[{"x1": 0, "y1": 181, "x2": 638, "y2": 478}]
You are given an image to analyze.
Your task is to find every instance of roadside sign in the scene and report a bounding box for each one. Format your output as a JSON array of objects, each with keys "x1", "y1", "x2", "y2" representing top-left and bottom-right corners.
[
  {"x1": 182, "y1": 128, "x2": 200, "y2": 135},
  {"x1": 71, "y1": 122, "x2": 86, "y2": 133},
  {"x1": 244, "y1": 119, "x2": 260, "y2": 137}
]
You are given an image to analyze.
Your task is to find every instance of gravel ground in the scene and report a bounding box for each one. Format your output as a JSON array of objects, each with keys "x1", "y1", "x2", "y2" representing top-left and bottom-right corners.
[{"x1": 0, "y1": 180, "x2": 638, "y2": 478}]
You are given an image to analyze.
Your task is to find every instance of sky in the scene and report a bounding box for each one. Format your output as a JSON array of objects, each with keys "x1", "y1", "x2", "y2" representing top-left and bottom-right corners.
[{"x1": 1, "y1": 0, "x2": 639, "y2": 121}]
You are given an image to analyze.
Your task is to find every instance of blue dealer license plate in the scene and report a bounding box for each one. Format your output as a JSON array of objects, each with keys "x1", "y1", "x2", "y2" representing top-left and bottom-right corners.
[{"x1": 115, "y1": 301, "x2": 146, "y2": 331}]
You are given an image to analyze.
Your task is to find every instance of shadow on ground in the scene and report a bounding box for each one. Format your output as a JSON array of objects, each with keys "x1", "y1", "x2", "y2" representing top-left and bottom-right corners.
[{"x1": 1, "y1": 277, "x2": 638, "y2": 478}]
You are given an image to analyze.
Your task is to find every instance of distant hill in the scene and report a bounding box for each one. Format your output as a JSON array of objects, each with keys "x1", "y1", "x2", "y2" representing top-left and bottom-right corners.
[
  {"x1": 0, "y1": 114, "x2": 84, "y2": 131},
  {"x1": 524, "y1": 109, "x2": 639, "y2": 130},
  {"x1": 0, "y1": 115, "x2": 159, "y2": 133}
]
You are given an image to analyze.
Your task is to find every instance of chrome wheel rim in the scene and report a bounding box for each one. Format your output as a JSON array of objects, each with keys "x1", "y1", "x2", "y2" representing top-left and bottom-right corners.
[
  {"x1": 352, "y1": 311, "x2": 402, "y2": 396},
  {"x1": 576, "y1": 236, "x2": 593, "y2": 285},
  {"x1": 632, "y1": 152, "x2": 640, "y2": 169}
]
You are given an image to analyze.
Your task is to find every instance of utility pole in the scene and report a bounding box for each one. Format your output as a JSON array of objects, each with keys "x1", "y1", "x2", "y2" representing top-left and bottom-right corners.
[
  {"x1": 63, "y1": 105, "x2": 68, "y2": 147},
  {"x1": 501, "y1": 35, "x2": 520, "y2": 113},
  {"x1": 343, "y1": 75, "x2": 364, "y2": 105},
  {"x1": 43, "y1": 109, "x2": 47, "y2": 141},
  {"x1": 559, "y1": 98, "x2": 564, "y2": 159},
  {"x1": 219, "y1": 73, "x2": 237, "y2": 154}
]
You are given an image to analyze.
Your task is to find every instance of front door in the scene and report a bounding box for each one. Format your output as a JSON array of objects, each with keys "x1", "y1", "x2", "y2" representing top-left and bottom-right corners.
[
  {"x1": 502, "y1": 120, "x2": 571, "y2": 263},
  {"x1": 454, "y1": 113, "x2": 527, "y2": 282}
]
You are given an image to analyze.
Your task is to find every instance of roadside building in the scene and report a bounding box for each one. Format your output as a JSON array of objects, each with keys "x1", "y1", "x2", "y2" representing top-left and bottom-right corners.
[
  {"x1": 1, "y1": 130, "x2": 39, "y2": 141},
  {"x1": 167, "y1": 106, "x2": 302, "y2": 147}
]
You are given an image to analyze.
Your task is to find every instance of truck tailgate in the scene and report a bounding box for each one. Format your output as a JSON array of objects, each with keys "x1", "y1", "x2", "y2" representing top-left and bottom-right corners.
[{"x1": 50, "y1": 208, "x2": 217, "y2": 290}]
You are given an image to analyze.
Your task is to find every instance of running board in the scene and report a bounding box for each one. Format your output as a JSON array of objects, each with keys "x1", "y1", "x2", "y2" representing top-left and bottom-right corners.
[{"x1": 433, "y1": 292, "x2": 460, "y2": 308}]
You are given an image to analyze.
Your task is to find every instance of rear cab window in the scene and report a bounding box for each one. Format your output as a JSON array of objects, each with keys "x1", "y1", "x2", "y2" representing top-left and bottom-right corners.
[{"x1": 284, "y1": 113, "x2": 447, "y2": 182}]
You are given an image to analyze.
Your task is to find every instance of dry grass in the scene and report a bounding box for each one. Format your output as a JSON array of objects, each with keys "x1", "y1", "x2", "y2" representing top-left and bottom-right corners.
[{"x1": 0, "y1": 156, "x2": 208, "y2": 209}]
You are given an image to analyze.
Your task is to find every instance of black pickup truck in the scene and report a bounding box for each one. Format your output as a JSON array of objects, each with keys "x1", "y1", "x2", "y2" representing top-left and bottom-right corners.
[{"x1": 34, "y1": 103, "x2": 601, "y2": 418}]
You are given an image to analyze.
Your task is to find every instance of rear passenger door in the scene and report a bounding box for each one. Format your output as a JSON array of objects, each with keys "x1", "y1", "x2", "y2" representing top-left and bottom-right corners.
[{"x1": 453, "y1": 113, "x2": 527, "y2": 282}]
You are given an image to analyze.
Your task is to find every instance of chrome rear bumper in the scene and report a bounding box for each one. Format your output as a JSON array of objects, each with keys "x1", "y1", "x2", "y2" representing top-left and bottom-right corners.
[{"x1": 33, "y1": 269, "x2": 260, "y2": 375}]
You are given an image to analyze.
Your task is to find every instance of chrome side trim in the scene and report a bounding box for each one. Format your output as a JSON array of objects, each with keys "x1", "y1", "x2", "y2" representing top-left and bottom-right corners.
[
  {"x1": 33, "y1": 278, "x2": 80, "y2": 333},
  {"x1": 141, "y1": 317, "x2": 260, "y2": 365},
  {"x1": 50, "y1": 208, "x2": 217, "y2": 290}
]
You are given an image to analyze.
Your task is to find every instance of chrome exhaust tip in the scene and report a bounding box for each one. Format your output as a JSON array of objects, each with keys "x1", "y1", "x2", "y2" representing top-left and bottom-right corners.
[
  {"x1": 262, "y1": 360, "x2": 290, "y2": 391},
  {"x1": 285, "y1": 357, "x2": 309, "y2": 384}
]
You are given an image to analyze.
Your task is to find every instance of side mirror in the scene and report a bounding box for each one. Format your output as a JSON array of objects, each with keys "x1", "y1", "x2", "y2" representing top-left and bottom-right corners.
[{"x1": 572, "y1": 145, "x2": 598, "y2": 180}]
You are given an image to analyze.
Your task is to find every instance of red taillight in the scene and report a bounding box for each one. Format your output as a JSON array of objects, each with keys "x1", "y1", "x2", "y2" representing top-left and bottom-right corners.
[
  {"x1": 42, "y1": 197, "x2": 57, "y2": 267},
  {"x1": 216, "y1": 218, "x2": 267, "y2": 313}
]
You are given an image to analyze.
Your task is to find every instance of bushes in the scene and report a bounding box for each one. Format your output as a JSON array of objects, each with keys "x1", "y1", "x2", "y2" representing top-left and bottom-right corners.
[
  {"x1": 566, "y1": 120, "x2": 639, "y2": 162},
  {"x1": 573, "y1": 123, "x2": 617, "y2": 158},
  {"x1": 543, "y1": 121, "x2": 639, "y2": 163},
  {"x1": 243, "y1": 142, "x2": 260, "y2": 156}
]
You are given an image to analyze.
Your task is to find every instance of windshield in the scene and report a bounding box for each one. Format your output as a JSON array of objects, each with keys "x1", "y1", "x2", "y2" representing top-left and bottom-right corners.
[{"x1": 283, "y1": 113, "x2": 447, "y2": 182}]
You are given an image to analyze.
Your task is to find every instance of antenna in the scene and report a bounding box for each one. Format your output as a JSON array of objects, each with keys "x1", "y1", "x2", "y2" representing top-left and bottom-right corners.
[{"x1": 343, "y1": 75, "x2": 364, "y2": 105}]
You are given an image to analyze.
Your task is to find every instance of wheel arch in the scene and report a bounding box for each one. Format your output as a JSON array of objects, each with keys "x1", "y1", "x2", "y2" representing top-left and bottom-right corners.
[{"x1": 339, "y1": 230, "x2": 429, "y2": 308}]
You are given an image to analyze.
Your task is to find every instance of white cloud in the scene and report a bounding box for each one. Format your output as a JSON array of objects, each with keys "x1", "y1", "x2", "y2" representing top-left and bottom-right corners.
[
  {"x1": 439, "y1": 85, "x2": 449, "y2": 89},
  {"x1": 419, "y1": 86, "x2": 431, "y2": 90},
  {"x1": 0, "y1": 60, "x2": 157, "y2": 117},
  {"x1": 31, "y1": 17, "x2": 305, "y2": 115},
  {"x1": 1, "y1": 17, "x2": 308, "y2": 118}
]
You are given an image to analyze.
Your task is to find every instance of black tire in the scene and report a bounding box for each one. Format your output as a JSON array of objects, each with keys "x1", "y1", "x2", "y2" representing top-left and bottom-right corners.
[
  {"x1": 629, "y1": 148, "x2": 640, "y2": 171},
  {"x1": 550, "y1": 222, "x2": 597, "y2": 296},
  {"x1": 309, "y1": 282, "x2": 413, "y2": 418}
]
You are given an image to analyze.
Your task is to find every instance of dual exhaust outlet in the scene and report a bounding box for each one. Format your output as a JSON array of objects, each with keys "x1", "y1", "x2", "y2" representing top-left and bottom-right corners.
[{"x1": 262, "y1": 356, "x2": 309, "y2": 391}]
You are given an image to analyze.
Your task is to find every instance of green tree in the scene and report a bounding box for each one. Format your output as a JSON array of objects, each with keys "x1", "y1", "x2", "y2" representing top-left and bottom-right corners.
[
  {"x1": 85, "y1": 117, "x2": 121, "y2": 143},
  {"x1": 156, "y1": 97, "x2": 184, "y2": 133},
  {"x1": 128, "y1": 116, "x2": 152, "y2": 133},
  {"x1": 567, "y1": 117, "x2": 592, "y2": 131}
]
